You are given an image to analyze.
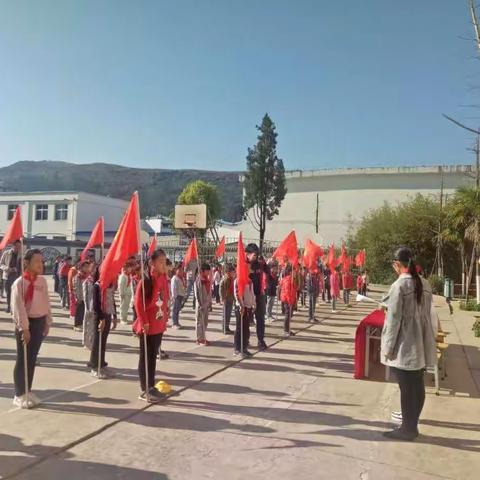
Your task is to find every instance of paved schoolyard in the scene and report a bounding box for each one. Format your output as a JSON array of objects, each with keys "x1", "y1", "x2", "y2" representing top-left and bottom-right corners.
[{"x1": 0, "y1": 283, "x2": 479, "y2": 480}]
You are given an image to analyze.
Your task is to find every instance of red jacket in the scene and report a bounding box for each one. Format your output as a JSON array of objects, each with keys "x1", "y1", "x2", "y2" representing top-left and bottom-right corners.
[
  {"x1": 280, "y1": 275, "x2": 297, "y2": 306},
  {"x1": 59, "y1": 262, "x2": 71, "y2": 278},
  {"x1": 342, "y1": 272, "x2": 354, "y2": 290},
  {"x1": 330, "y1": 271, "x2": 340, "y2": 298},
  {"x1": 133, "y1": 272, "x2": 170, "y2": 336},
  {"x1": 357, "y1": 274, "x2": 363, "y2": 290}
]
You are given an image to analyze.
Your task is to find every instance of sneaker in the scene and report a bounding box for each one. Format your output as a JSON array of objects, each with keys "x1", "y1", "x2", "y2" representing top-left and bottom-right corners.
[
  {"x1": 331, "y1": 310, "x2": 337, "y2": 314},
  {"x1": 284, "y1": 331, "x2": 295, "y2": 337},
  {"x1": 233, "y1": 350, "x2": 242, "y2": 357},
  {"x1": 73, "y1": 326, "x2": 83, "y2": 332},
  {"x1": 391, "y1": 411, "x2": 403, "y2": 423},
  {"x1": 28, "y1": 392, "x2": 41, "y2": 406},
  {"x1": 172, "y1": 324, "x2": 181, "y2": 330},
  {"x1": 224, "y1": 328, "x2": 233, "y2": 335},
  {"x1": 242, "y1": 350, "x2": 253, "y2": 357},
  {"x1": 383, "y1": 428, "x2": 417, "y2": 442},
  {"x1": 91, "y1": 369, "x2": 107, "y2": 379},
  {"x1": 158, "y1": 351, "x2": 169, "y2": 360},
  {"x1": 101, "y1": 367, "x2": 114, "y2": 378},
  {"x1": 12, "y1": 394, "x2": 35, "y2": 409},
  {"x1": 151, "y1": 389, "x2": 167, "y2": 401},
  {"x1": 257, "y1": 342, "x2": 267, "y2": 351},
  {"x1": 313, "y1": 317, "x2": 319, "y2": 323},
  {"x1": 197, "y1": 339, "x2": 210, "y2": 346},
  {"x1": 138, "y1": 391, "x2": 160, "y2": 403}
]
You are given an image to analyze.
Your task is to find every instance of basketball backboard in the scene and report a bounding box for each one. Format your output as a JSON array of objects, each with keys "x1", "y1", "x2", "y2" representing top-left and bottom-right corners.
[{"x1": 174, "y1": 204, "x2": 207, "y2": 229}]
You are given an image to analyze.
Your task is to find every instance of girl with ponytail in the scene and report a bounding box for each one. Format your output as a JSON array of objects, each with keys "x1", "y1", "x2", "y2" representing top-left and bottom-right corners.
[{"x1": 381, "y1": 246, "x2": 437, "y2": 441}]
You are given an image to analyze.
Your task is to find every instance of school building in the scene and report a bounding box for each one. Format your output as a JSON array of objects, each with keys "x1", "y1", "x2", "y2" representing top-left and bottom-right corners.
[{"x1": 0, "y1": 191, "x2": 129, "y2": 242}]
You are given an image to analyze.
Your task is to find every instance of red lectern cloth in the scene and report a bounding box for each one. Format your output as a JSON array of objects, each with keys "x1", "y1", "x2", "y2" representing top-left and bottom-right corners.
[{"x1": 354, "y1": 309, "x2": 385, "y2": 379}]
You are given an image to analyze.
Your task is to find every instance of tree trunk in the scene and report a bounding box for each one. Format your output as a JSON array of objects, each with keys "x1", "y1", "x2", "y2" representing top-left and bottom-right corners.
[
  {"x1": 461, "y1": 244, "x2": 466, "y2": 297},
  {"x1": 466, "y1": 243, "x2": 476, "y2": 301}
]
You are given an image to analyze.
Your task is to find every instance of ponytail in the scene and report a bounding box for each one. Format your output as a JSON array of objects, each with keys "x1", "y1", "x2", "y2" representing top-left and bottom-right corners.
[
  {"x1": 408, "y1": 258, "x2": 423, "y2": 304},
  {"x1": 393, "y1": 247, "x2": 423, "y2": 304}
]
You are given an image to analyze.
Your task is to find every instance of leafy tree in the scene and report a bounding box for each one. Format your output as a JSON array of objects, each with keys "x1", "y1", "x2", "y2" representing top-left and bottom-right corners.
[
  {"x1": 348, "y1": 194, "x2": 460, "y2": 284},
  {"x1": 243, "y1": 114, "x2": 287, "y2": 252},
  {"x1": 176, "y1": 180, "x2": 221, "y2": 230},
  {"x1": 446, "y1": 186, "x2": 480, "y2": 299}
]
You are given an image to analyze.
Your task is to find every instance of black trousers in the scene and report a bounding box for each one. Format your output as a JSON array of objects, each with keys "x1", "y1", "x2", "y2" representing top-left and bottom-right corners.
[
  {"x1": 5, "y1": 274, "x2": 17, "y2": 312},
  {"x1": 234, "y1": 307, "x2": 251, "y2": 352},
  {"x1": 14, "y1": 317, "x2": 46, "y2": 396},
  {"x1": 255, "y1": 294, "x2": 266, "y2": 344},
  {"x1": 392, "y1": 367, "x2": 425, "y2": 433},
  {"x1": 308, "y1": 293, "x2": 317, "y2": 320},
  {"x1": 138, "y1": 332, "x2": 163, "y2": 392},
  {"x1": 322, "y1": 283, "x2": 331, "y2": 302},
  {"x1": 89, "y1": 315, "x2": 112, "y2": 369},
  {"x1": 74, "y1": 301, "x2": 85, "y2": 327},
  {"x1": 223, "y1": 299, "x2": 233, "y2": 332},
  {"x1": 213, "y1": 285, "x2": 220, "y2": 303},
  {"x1": 283, "y1": 303, "x2": 292, "y2": 333}
]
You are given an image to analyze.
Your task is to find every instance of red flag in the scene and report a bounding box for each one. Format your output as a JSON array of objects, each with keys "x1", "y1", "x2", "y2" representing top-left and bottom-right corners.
[
  {"x1": 147, "y1": 234, "x2": 157, "y2": 257},
  {"x1": 303, "y1": 239, "x2": 323, "y2": 271},
  {"x1": 272, "y1": 231, "x2": 298, "y2": 266},
  {"x1": 236, "y1": 232, "x2": 249, "y2": 297},
  {"x1": 80, "y1": 217, "x2": 104, "y2": 261},
  {"x1": 341, "y1": 255, "x2": 352, "y2": 273},
  {"x1": 0, "y1": 206, "x2": 23, "y2": 250},
  {"x1": 183, "y1": 238, "x2": 198, "y2": 268},
  {"x1": 215, "y1": 236, "x2": 226, "y2": 258},
  {"x1": 99, "y1": 193, "x2": 141, "y2": 290},
  {"x1": 338, "y1": 243, "x2": 348, "y2": 265},
  {"x1": 327, "y1": 244, "x2": 337, "y2": 269},
  {"x1": 355, "y1": 249, "x2": 366, "y2": 267}
]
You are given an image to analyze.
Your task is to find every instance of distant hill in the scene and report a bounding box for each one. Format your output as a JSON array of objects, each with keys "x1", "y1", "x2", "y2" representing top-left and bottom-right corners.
[{"x1": 0, "y1": 161, "x2": 243, "y2": 221}]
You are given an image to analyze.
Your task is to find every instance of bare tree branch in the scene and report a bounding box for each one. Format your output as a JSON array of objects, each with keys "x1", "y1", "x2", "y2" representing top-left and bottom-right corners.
[
  {"x1": 442, "y1": 113, "x2": 480, "y2": 134},
  {"x1": 471, "y1": 0, "x2": 480, "y2": 51}
]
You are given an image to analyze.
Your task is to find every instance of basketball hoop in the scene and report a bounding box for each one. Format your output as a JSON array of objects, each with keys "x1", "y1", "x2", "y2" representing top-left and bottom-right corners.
[{"x1": 174, "y1": 204, "x2": 207, "y2": 230}]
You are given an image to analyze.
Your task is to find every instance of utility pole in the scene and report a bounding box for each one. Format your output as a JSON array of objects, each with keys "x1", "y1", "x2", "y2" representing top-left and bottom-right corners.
[
  {"x1": 315, "y1": 193, "x2": 319, "y2": 234},
  {"x1": 435, "y1": 167, "x2": 444, "y2": 278}
]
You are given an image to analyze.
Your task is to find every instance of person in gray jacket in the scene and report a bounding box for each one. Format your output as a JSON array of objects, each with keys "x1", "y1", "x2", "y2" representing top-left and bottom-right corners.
[{"x1": 381, "y1": 247, "x2": 437, "y2": 441}]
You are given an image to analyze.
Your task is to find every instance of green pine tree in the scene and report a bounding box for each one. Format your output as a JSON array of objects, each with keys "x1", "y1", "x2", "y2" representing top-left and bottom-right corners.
[{"x1": 243, "y1": 114, "x2": 287, "y2": 252}]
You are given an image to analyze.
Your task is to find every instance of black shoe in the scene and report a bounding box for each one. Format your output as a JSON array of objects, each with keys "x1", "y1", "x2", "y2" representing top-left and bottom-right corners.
[
  {"x1": 242, "y1": 349, "x2": 253, "y2": 357},
  {"x1": 257, "y1": 342, "x2": 267, "y2": 351},
  {"x1": 382, "y1": 428, "x2": 417, "y2": 442},
  {"x1": 224, "y1": 329, "x2": 233, "y2": 335},
  {"x1": 157, "y1": 350, "x2": 169, "y2": 360},
  {"x1": 151, "y1": 388, "x2": 167, "y2": 400}
]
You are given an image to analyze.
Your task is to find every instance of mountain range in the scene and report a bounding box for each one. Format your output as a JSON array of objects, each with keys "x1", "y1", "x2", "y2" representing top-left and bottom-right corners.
[{"x1": 0, "y1": 161, "x2": 243, "y2": 221}]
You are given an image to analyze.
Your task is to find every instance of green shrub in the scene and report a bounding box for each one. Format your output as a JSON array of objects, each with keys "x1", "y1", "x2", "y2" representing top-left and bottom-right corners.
[
  {"x1": 460, "y1": 300, "x2": 480, "y2": 311},
  {"x1": 473, "y1": 319, "x2": 480, "y2": 337},
  {"x1": 429, "y1": 275, "x2": 444, "y2": 295}
]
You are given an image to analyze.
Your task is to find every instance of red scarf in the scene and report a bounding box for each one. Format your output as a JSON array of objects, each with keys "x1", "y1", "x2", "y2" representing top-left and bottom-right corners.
[{"x1": 23, "y1": 271, "x2": 37, "y2": 304}]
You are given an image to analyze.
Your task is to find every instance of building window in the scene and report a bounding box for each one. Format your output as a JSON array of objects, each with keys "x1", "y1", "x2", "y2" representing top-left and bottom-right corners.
[
  {"x1": 55, "y1": 204, "x2": 68, "y2": 221},
  {"x1": 7, "y1": 204, "x2": 18, "y2": 220},
  {"x1": 35, "y1": 204, "x2": 49, "y2": 221}
]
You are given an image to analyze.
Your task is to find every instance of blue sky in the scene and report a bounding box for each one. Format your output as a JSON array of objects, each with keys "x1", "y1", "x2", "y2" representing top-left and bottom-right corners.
[{"x1": 0, "y1": 0, "x2": 479, "y2": 171}]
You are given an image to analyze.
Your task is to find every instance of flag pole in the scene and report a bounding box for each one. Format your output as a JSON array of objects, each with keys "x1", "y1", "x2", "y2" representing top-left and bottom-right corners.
[
  {"x1": 20, "y1": 238, "x2": 29, "y2": 408},
  {"x1": 140, "y1": 249, "x2": 150, "y2": 402},
  {"x1": 240, "y1": 307, "x2": 244, "y2": 356},
  {"x1": 137, "y1": 194, "x2": 150, "y2": 402}
]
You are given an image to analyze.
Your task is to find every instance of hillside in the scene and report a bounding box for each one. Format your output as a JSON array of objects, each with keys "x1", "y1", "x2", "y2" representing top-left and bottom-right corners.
[{"x1": 0, "y1": 161, "x2": 243, "y2": 220}]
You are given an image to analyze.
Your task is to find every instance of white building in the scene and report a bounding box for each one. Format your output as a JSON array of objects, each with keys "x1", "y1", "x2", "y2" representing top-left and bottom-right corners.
[
  {"x1": 0, "y1": 191, "x2": 129, "y2": 241},
  {"x1": 239, "y1": 165, "x2": 475, "y2": 245}
]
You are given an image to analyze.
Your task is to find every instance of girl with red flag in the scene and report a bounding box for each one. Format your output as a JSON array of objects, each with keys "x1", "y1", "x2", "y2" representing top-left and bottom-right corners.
[
  {"x1": 11, "y1": 249, "x2": 52, "y2": 408},
  {"x1": 330, "y1": 266, "x2": 341, "y2": 313},
  {"x1": 280, "y1": 264, "x2": 297, "y2": 336},
  {"x1": 133, "y1": 249, "x2": 169, "y2": 403}
]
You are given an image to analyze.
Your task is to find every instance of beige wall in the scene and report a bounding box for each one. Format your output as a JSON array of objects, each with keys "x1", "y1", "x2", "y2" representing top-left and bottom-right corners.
[{"x1": 240, "y1": 165, "x2": 474, "y2": 245}]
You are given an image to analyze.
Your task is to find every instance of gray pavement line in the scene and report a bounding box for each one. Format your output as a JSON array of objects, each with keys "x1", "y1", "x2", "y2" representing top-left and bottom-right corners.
[
  {"x1": 4, "y1": 306, "x2": 349, "y2": 479},
  {"x1": 448, "y1": 311, "x2": 480, "y2": 396}
]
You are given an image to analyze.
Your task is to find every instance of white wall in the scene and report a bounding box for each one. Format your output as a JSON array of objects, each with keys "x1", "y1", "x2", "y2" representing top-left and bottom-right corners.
[
  {"x1": 75, "y1": 192, "x2": 129, "y2": 236},
  {"x1": 240, "y1": 165, "x2": 475, "y2": 245},
  {"x1": 0, "y1": 191, "x2": 129, "y2": 241}
]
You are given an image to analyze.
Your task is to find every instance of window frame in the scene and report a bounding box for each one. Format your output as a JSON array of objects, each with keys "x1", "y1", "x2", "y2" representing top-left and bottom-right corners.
[
  {"x1": 54, "y1": 203, "x2": 68, "y2": 221},
  {"x1": 7, "y1": 204, "x2": 18, "y2": 220},
  {"x1": 35, "y1": 204, "x2": 49, "y2": 221}
]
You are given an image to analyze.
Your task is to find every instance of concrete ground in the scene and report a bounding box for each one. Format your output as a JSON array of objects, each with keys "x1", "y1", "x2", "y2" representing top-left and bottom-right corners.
[{"x1": 0, "y1": 283, "x2": 479, "y2": 480}]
